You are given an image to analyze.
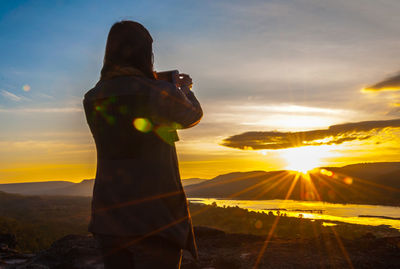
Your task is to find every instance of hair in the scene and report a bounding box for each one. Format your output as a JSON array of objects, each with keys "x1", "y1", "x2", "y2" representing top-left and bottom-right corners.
[{"x1": 101, "y1": 21, "x2": 155, "y2": 79}]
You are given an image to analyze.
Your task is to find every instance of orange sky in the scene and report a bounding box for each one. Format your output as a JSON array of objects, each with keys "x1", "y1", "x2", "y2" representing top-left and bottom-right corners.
[{"x1": 1, "y1": 120, "x2": 399, "y2": 183}]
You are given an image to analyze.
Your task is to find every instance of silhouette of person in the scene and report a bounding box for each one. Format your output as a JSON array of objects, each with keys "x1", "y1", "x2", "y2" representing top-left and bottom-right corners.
[{"x1": 83, "y1": 21, "x2": 202, "y2": 269}]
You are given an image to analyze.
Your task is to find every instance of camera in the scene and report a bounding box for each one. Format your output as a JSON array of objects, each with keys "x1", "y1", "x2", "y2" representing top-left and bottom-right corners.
[{"x1": 155, "y1": 70, "x2": 179, "y2": 85}]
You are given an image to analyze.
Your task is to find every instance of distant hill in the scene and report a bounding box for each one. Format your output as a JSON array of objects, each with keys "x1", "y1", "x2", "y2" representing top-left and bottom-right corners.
[
  {"x1": 325, "y1": 162, "x2": 400, "y2": 182},
  {"x1": 0, "y1": 162, "x2": 399, "y2": 205},
  {"x1": 47, "y1": 179, "x2": 95, "y2": 196},
  {"x1": 185, "y1": 163, "x2": 400, "y2": 206},
  {"x1": 326, "y1": 162, "x2": 400, "y2": 191},
  {"x1": 181, "y1": 178, "x2": 208, "y2": 186},
  {"x1": 0, "y1": 181, "x2": 74, "y2": 196},
  {"x1": 0, "y1": 177, "x2": 207, "y2": 197},
  {"x1": 374, "y1": 169, "x2": 400, "y2": 190},
  {"x1": 0, "y1": 180, "x2": 92, "y2": 197},
  {"x1": 185, "y1": 170, "x2": 272, "y2": 198}
]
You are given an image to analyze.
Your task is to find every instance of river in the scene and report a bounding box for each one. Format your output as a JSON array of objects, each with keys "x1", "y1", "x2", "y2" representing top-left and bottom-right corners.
[{"x1": 189, "y1": 198, "x2": 400, "y2": 230}]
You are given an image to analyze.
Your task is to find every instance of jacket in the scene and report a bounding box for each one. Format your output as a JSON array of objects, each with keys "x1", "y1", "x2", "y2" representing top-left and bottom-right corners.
[{"x1": 83, "y1": 73, "x2": 202, "y2": 258}]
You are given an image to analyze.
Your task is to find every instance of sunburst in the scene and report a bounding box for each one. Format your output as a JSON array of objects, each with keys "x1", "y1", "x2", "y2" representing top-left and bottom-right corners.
[{"x1": 280, "y1": 145, "x2": 333, "y2": 174}]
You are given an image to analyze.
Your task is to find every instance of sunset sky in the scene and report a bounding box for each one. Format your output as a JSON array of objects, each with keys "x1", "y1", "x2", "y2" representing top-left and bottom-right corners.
[{"x1": 1, "y1": 0, "x2": 400, "y2": 183}]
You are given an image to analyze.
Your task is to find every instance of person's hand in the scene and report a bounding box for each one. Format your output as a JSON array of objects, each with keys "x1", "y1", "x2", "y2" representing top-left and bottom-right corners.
[{"x1": 176, "y1": 73, "x2": 193, "y2": 94}]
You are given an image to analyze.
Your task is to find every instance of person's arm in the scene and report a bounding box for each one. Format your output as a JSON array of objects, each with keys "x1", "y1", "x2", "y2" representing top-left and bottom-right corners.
[{"x1": 152, "y1": 74, "x2": 203, "y2": 129}]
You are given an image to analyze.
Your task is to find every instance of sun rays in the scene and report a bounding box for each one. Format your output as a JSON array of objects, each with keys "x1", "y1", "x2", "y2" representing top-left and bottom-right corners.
[{"x1": 280, "y1": 145, "x2": 337, "y2": 174}]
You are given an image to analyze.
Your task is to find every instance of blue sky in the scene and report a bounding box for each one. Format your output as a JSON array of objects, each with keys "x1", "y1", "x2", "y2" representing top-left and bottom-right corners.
[{"x1": 1, "y1": 0, "x2": 400, "y2": 182}]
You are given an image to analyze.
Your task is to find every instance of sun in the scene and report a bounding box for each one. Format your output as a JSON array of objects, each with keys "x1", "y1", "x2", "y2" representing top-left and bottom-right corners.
[{"x1": 280, "y1": 146, "x2": 331, "y2": 173}]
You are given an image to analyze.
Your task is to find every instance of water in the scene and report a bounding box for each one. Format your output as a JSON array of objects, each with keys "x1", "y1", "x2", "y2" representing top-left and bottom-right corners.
[{"x1": 189, "y1": 198, "x2": 400, "y2": 230}]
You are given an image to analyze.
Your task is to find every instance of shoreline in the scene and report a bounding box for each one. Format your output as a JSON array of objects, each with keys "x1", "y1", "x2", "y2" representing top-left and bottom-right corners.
[
  {"x1": 188, "y1": 196, "x2": 400, "y2": 208},
  {"x1": 189, "y1": 198, "x2": 400, "y2": 231}
]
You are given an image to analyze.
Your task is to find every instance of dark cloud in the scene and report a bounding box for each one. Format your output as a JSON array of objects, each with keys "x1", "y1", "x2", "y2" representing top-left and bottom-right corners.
[
  {"x1": 364, "y1": 72, "x2": 400, "y2": 91},
  {"x1": 222, "y1": 119, "x2": 400, "y2": 150}
]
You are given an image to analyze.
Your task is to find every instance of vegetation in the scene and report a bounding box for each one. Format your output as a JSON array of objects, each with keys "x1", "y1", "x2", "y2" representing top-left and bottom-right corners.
[
  {"x1": 0, "y1": 192, "x2": 90, "y2": 252},
  {"x1": 0, "y1": 191, "x2": 398, "y2": 253},
  {"x1": 189, "y1": 202, "x2": 399, "y2": 239}
]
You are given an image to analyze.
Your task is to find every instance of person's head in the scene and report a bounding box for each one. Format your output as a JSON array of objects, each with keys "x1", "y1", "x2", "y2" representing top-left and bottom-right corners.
[{"x1": 101, "y1": 20, "x2": 155, "y2": 79}]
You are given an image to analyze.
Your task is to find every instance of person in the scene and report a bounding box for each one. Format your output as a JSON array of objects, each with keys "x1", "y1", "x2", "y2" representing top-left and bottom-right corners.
[{"x1": 83, "y1": 20, "x2": 202, "y2": 269}]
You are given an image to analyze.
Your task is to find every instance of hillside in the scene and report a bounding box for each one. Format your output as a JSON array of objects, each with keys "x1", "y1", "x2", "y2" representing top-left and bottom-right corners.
[
  {"x1": 0, "y1": 191, "x2": 91, "y2": 252},
  {"x1": 0, "y1": 181, "x2": 74, "y2": 196},
  {"x1": 185, "y1": 163, "x2": 400, "y2": 205},
  {"x1": 327, "y1": 162, "x2": 400, "y2": 181},
  {"x1": 181, "y1": 177, "x2": 208, "y2": 186},
  {"x1": 0, "y1": 178, "x2": 206, "y2": 197},
  {"x1": 0, "y1": 162, "x2": 399, "y2": 205}
]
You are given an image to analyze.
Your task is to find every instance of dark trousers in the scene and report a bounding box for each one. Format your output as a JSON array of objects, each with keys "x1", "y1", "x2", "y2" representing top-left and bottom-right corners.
[{"x1": 94, "y1": 233, "x2": 182, "y2": 269}]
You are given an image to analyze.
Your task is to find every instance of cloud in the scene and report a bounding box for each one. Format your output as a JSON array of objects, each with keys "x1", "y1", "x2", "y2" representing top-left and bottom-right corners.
[
  {"x1": 363, "y1": 72, "x2": 400, "y2": 92},
  {"x1": 222, "y1": 119, "x2": 400, "y2": 150},
  {"x1": 35, "y1": 93, "x2": 54, "y2": 99},
  {"x1": 0, "y1": 107, "x2": 83, "y2": 113},
  {"x1": 1, "y1": 90, "x2": 22, "y2": 101}
]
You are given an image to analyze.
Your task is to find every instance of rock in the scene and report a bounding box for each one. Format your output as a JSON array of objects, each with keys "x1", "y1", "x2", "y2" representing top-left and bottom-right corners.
[
  {"x1": 193, "y1": 226, "x2": 225, "y2": 238},
  {"x1": 0, "y1": 234, "x2": 17, "y2": 249},
  {"x1": 181, "y1": 250, "x2": 199, "y2": 269},
  {"x1": 2, "y1": 229, "x2": 400, "y2": 269},
  {"x1": 24, "y1": 234, "x2": 102, "y2": 269},
  {"x1": 0, "y1": 233, "x2": 35, "y2": 268}
]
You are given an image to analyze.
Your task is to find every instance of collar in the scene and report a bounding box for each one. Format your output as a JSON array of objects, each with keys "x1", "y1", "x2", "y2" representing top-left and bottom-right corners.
[{"x1": 100, "y1": 66, "x2": 146, "y2": 81}]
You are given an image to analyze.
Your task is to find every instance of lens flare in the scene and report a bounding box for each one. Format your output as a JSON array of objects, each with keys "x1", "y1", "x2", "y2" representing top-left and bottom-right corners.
[
  {"x1": 320, "y1": 169, "x2": 334, "y2": 177},
  {"x1": 343, "y1": 177, "x2": 353, "y2": 185},
  {"x1": 22, "y1": 84, "x2": 31, "y2": 92},
  {"x1": 133, "y1": 118, "x2": 152, "y2": 133}
]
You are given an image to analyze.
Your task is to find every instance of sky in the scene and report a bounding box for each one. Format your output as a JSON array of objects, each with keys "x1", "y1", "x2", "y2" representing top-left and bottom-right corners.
[{"x1": 0, "y1": 0, "x2": 400, "y2": 183}]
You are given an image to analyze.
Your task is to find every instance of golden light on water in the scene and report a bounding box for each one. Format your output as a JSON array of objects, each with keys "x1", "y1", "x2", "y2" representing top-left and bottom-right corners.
[{"x1": 192, "y1": 199, "x2": 400, "y2": 230}]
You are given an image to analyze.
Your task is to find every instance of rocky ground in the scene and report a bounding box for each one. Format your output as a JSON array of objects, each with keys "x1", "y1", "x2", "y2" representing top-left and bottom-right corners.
[{"x1": 1, "y1": 227, "x2": 399, "y2": 269}]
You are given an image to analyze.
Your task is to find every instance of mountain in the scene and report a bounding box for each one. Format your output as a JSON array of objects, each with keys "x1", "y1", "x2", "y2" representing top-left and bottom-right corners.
[
  {"x1": 51, "y1": 177, "x2": 206, "y2": 196},
  {"x1": 0, "y1": 162, "x2": 398, "y2": 205},
  {"x1": 185, "y1": 163, "x2": 400, "y2": 205},
  {"x1": 325, "y1": 162, "x2": 400, "y2": 181},
  {"x1": 185, "y1": 170, "x2": 294, "y2": 199},
  {"x1": 0, "y1": 177, "x2": 207, "y2": 197},
  {"x1": 373, "y1": 169, "x2": 400, "y2": 190},
  {"x1": 0, "y1": 180, "x2": 92, "y2": 197},
  {"x1": 185, "y1": 170, "x2": 272, "y2": 198},
  {"x1": 47, "y1": 179, "x2": 95, "y2": 196},
  {"x1": 181, "y1": 178, "x2": 208, "y2": 186},
  {"x1": 0, "y1": 181, "x2": 74, "y2": 195}
]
